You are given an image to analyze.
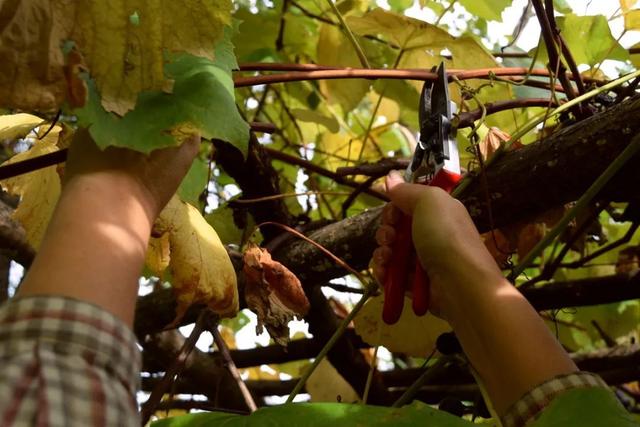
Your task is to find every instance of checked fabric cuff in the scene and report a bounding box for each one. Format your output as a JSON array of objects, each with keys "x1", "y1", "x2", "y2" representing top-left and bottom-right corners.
[
  {"x1": 0, "y1": 296, "x2": 141, "y2": 426},
  {"x1": 501, "y1": 371, "x2": 609, "y2": 427}
]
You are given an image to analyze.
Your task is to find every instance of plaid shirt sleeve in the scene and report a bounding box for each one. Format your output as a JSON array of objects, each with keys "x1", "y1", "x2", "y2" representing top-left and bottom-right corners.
[
  {"x1": 501, "y1": 371, "x2": 611, "y2": 427},
  {"x1": 0, "y1": 296, "x2": 141, "y2": 427}
]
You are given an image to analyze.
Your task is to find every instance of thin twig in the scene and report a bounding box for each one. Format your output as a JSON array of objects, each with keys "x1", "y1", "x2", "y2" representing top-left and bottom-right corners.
[
  {"x1": 264, "y1": 146, "x2": 388, "y2": 200},
  {"x1": 560, "y1": 223, "x2": 639, "y2": 269},
  {"x1": 140, "y1": 310, "x2": 209, "y2": 425},
  {"x1": 211, "y1": 325, "x2": 258, "y2": 412},
  {"x1": 257, "y1": 221, "x2": 368, "y2": 282},
  {"x1": 457, "y1": 98, "x2": 559, "y2": 128},
  {"x1": 230, "y1": 191, "x2": 351, "y2": 204},
  {"x1": 286, "y1": 286, "x2": 373, "y2": 402},
  {"x1": 341, "y1": 175, "x2": 379, "y2": 218},
  {"x1": 452, "y1": 69, "x2": 640, "y2": 198},
  {"x1": 362, "y1": 346, "x2": 379, "y2": 404},
  {"x1": 392, "y1": 355, "x2": 449, "y2": 407}
]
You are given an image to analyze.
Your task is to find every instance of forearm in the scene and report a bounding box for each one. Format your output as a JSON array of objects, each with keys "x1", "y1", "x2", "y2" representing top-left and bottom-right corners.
[
  {"x1": 17, "y1": 173, "x2": 154, "y2": 327},
  {"x1": 442, "y1": 269, "x2": 578, "y2": 415}
]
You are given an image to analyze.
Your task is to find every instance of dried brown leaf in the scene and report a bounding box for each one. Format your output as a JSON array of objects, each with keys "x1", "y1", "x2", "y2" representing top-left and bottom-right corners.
[{"x1": 243, "y1": 244, "x2": 310, "y2": 346}]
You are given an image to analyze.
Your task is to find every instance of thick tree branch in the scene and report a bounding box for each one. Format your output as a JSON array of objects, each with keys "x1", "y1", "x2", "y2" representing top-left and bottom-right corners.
[{"x1": 460, "y1": 94, "x2": 640, "y2": 231}]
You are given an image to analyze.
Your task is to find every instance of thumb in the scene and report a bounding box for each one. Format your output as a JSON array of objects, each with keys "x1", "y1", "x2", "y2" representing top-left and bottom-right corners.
[{"x1": 385, "y1": 170, "x2": 427, "y2": 216}]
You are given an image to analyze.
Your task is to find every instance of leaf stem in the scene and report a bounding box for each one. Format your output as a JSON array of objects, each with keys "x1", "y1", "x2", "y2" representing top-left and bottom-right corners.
[
  {"x1": 509, "y1": 131, "x2": 640, "y2": 281},
  {"x1": 285, "y1": 286, "x2": 373, "y2": 403},
  {"x1": 324, "y1": 0, "x2": 371, "y2": 69},
  {"x1": 392, "y1": 355, "x2": 450, "y2": 407}
]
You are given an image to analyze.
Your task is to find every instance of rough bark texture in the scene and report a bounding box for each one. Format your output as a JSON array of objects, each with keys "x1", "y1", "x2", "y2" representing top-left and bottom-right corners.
[{"x1": 460, "y1": 94, "x2": 640, "y2": 232}]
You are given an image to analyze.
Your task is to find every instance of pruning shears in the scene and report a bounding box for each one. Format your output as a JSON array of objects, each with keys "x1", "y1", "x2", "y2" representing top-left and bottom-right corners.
[{"x1": 382, "y1": 62, "x2": 462, "y2": 325}]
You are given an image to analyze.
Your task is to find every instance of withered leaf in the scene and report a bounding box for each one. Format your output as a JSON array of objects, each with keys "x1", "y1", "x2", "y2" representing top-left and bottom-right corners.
[{"x1": 243, "y1": 243, "x2": 310, "y2": 346}]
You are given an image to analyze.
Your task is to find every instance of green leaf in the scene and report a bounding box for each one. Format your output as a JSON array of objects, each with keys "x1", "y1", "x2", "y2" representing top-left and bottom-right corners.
[
  {"x1": 220, "y1": 310, "x2": 251, "y2": 332},
  {"x1": 347, "y1": 8, "x2": 454, "y2": 50},
  {"x1": 389, "y1": 0, "x2": 414, "y2": 13},
  {"x1": 178, "y1": 153, "x2": 209, "y2": 206},
  {"x1": 535, "y1": 14, "x2": 629, "y2": 66},
  {"x1": 553, "y1": 0, "x2": 572, "y2": 13},
  {"x1": 532, "y1": 387, "x2": 639, "y2": 426},
  {"x1": 458, "y1": 0, "x2": 512, "y2": 21},
  {"x1": 291, "y1": 108, "x2": 340, "y2": 132},
  {"x1": 152, "y1": 402, "x2": 475, "y2": 427},
  {"x1": 205, "y1": 204, "x2": 246, "y2": 246},
  {"x1": 74, "y1": 25, "x2": 249, "y2": 156},
  {"x1": 233, "y1": 7, "x2": 279, "y2": 61}
]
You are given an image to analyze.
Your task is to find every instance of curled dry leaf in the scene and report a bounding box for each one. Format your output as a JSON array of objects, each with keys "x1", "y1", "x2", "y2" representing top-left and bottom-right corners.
[
  {"x1": 354, "y1": 295, "x2": 451, "y2": 357},
  {"x1": 243, "y1": 243, "x2": 310, "y2": 346},
  {"x1": 478, "y1": 127, "x2": 523, "y2": 161},
  {"x1": 151, "y1": 195, "x2": 239, "y2": 322}
]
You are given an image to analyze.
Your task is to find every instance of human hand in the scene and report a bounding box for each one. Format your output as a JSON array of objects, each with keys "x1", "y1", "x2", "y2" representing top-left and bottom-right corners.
[
  {"x1": 64, "y1": 128, "x2": 200, "y2": 220},
  {"x1": 372, "y1": 171, "x2": 504, "y2": 320}
]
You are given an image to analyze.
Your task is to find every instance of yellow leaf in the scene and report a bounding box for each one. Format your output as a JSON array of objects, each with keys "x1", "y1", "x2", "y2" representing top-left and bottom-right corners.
[
  {"x1": 369, "y1": 93, "x2": 400, "y2": 123},
  {"x1": 625, "y1": 9, "x2": 640, "y2": 31},
  {"x1": 0, "y1": 128, "x2": 62, "y2": 249},
  {"x1": 0, "y1": 0, "x2": 232, "y2": 114},
  {"x1": 317, "y1": 24, "x2": 370, "y2": 111},
  {"x1": 319, "y1": 132, "x2": 365, "y2": 171},
  {"x1": 354, "y1": 295, "x2": 451, "y2": 357},
  {"x1": 305, "y1": 359, "x2": 359, "y2": 403},
  {"x1": 347, "y1": 8, "x2": 454, "y2": 50},
  {"x1": 155, "y1": 195, "x2": 239, "y2": 319},
  {"x1": 622, "y1": 0, "x2": 639, "y2": 12},
  {"x1": 0, "y1": 114, "x2": 45, "y2": 140}
]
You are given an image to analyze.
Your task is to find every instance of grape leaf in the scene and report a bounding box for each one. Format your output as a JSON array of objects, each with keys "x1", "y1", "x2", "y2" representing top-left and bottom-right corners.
[
  {"x1": 152, "y1": 401, "x2": 474, "y2": 427},
  {"x1": 347, "y1": 8, "x2": 454, "y2": 50},
  {"x1": 353, "y1": 295, "x2": 451, "y2": 357},
  {"x1": 317, "y1": 24, "x2": 370, "y2": 112},
  {"x1": 535, "y1": 14, "x2": 628, "y2": 66},
  {"x1": 532, "y1": 387, "x2": 639, "y2": 426},
  {"x1": 74, "y1": 25, "x2": 249, "y2": 155},
  {"x1": 458, "y1": 0, "x2": 511, "y2": 21},
  {"x1": 305, "y1": 360, "x2": 359, "y2": 403},
  {"x1": 0, "y1": 114, "x2": 44, "y2": 140},
  {"x1": 67, "y1": 0, "x2": 233, "y2": 115},
  {"x1": 153, "y1": 195, "x2": 239, "y2": 321},
  {"x1": 291, "y1": 108, "x2": 340, "y2": 132},
  {"x1": 0, "y1": 0, "x2": 232, "y2": 114},
  {"x1": 178, "y1": 154, "x2": 209, "y2": 207}
]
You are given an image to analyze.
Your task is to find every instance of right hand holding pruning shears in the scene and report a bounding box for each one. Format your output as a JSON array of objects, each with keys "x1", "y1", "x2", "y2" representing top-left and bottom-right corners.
[{"x1": 372, "y1": 63, "x2": 462, "y2": 325}]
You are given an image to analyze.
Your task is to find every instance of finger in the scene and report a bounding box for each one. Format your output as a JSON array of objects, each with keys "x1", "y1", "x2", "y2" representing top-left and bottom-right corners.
[
  {"x1": 372, "y1": 245, "x2": 392, "y2": 266},
  {"x1": 385, "y1": 170, "x2": 428, "y2": 216},
  {"x1": 375, "y1": 225, "x2": 396, "y2": 246},
  {"x1": 382, "y1": 203, "x2": 402, "y2": 225}
]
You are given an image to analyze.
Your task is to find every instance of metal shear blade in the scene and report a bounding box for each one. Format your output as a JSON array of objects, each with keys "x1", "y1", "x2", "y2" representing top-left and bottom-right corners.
[{"x1": 407, "y1": 63, "x2": 460, "y2": 184}]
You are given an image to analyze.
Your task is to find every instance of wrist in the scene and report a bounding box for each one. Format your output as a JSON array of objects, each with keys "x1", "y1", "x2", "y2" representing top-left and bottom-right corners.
[{"x1": 63, "y1": 171, "x2": 158, "y2": 227}]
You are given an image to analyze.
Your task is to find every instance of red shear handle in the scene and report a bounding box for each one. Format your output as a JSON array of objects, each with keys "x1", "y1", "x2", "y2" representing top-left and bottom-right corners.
[
  {"x1": 382, "y1": 214, "x2": 412, "y2": 325},
  {"x1": 382, "y1": 169, "x2": 461, "y2": 325}
]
